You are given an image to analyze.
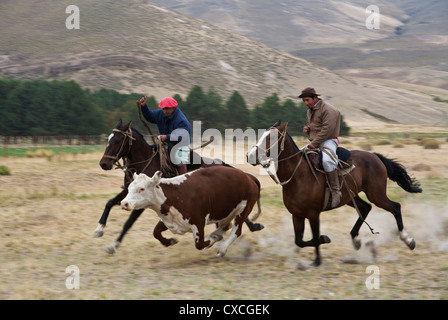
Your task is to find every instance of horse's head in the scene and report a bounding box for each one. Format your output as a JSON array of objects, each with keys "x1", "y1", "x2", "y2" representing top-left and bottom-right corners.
[
  {"x1": 247, "y1": 120, "x2": 288, "y2": 168},
  {"x1": 99, "y1": 119, "x2": 136, "y2": 170}
]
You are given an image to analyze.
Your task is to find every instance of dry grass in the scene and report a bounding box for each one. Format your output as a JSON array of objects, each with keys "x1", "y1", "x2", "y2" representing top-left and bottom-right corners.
[{"x1": 1, "y1": 133, "x2": 448, "y2": 300}]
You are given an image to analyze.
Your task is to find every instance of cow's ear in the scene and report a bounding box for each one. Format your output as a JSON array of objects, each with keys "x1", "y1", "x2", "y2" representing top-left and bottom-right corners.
[
  {"x1": 152, "y1": 170, "x2": 163, "y2": 185},
  {"x1": 133, "y1": 172, "x2": 138, "y2": 180}
]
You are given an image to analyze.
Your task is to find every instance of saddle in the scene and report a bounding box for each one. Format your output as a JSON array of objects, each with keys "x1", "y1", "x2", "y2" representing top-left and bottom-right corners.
[{"x1": 307, "y1": 147, "x2": 354, "y2": 175}]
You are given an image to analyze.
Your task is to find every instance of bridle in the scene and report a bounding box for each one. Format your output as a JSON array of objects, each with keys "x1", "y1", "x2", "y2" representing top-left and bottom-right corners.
[
  {"x1": 102, "y1": 127, "x2": 136, "y2": 167},
  {"x1": 254, "y1": 125, "x2": 309, "y2": 186},
  {"x1": 255, "y1": 125, "x2": 288, "y2": 168},
  {"x1": 103, "y1": 127, "x2": 159, "y2": 180}
]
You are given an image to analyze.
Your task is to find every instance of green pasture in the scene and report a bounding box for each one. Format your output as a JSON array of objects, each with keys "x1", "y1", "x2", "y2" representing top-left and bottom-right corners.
[{"x1": 0, "y1": 145, "x2": 104, "y2": 158}]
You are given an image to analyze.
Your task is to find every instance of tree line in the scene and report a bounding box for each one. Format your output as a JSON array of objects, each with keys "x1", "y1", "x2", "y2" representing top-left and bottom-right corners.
[{"x1": 0, "y1": 78, "x2": 350, "y2": 137}]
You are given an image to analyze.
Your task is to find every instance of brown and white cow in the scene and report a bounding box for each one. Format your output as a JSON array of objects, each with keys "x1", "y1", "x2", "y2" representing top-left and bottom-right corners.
[{"x1": 117, "y1": 166, "x2": 262, "y2": 256}]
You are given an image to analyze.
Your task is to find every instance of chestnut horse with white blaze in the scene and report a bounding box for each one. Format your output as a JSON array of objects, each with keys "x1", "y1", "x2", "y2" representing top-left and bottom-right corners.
[
  {"x1": 117, "y1": 166, "x2": 261, "y2": 256},
  {"x1": 247, "y1": 121, "x2": 422, "y2": 267}
]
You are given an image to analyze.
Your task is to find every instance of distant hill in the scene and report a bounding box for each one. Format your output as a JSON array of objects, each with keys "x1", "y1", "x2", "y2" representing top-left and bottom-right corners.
[
  {"x1": 1, "y1": 0, "x2": 447, "y2": 126},
  {"x1": 156, "y1": 0, "x2": 448, "y2": 99}
]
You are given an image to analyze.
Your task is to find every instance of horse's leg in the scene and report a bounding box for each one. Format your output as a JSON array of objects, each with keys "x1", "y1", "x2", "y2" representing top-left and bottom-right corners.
[
  {"x1": 293, "y1": 215, "x2": 330, "y2": 248},
  {"x1": 308, "y1": 215, "x2": 331, "y2": 267},
  {"x1": 292, "y1": 215, "x2": 306, "y2": 247},
  {"x1": 105, "y1": 208, "x2": 144, "y2": 254},
  {"x1": 153, "y1": 221, "x2": 178, "y2": 247},
  {"x1": 94, "y1": 189, "x2": 128, "y2": 238},
  {"x1": 366, "y1": 191, "x2": 415, "y2": 250},
  {"x1": 347, "y1": 196, "x2": 373, "y2": 250}
]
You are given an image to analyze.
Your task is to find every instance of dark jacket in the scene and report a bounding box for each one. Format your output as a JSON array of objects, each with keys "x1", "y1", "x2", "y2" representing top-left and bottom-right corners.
[{"x1": 140, "y1": 105, "x2": 191, "y2": 147}]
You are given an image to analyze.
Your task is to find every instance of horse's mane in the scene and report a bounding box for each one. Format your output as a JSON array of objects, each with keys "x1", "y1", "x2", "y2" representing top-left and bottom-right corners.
[
  {"x1": 285, "y1": 132, "x2": 300, "y2": 153},
  {"x1": 273, "y1": 122, "x2": 301, "y2": 153},
  {"x1": 130, "y1": 127, "x2": 155, "y2": 148}
]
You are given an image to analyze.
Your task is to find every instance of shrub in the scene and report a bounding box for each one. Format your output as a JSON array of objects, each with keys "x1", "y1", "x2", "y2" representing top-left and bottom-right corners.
[
  {"x1": 375, "y1": 140, "x2": 391, "y2": 145},
  {"x1": 25, "y1": 149, "x2": 55, "y2": 160},
  {"x1": 0, "y1": 165, "x2": 11, "y2": 175},
  {"x1": 420, "y1": 139, "x2": 440, "y2": 149},
  {"x1": 359, "y1": 143, "x2": 372, "y2": 151}
]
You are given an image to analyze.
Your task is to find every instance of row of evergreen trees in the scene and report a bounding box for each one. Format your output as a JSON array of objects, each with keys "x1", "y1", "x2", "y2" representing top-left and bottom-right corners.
[{"x1": 0, "y1": 78, "x2": 349, "y2": 137}]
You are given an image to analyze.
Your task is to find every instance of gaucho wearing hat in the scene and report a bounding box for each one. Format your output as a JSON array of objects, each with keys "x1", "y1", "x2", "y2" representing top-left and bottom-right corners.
[
  {"x1": 299, "y1": 87, "x2": 342, "y2": 208},
  {"x1": 139, "y1": 95, "x2": 191, "y2": 175}
]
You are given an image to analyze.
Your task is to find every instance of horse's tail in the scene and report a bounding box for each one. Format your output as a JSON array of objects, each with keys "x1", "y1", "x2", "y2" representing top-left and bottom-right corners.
[{"x1": 374, "y1": 153, "x2": 422, "y2": 193}]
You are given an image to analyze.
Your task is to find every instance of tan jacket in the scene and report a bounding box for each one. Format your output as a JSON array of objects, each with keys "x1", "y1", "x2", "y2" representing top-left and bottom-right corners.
[{"x1": 305, "y1": 99, "x2": 341, "y2": 147}]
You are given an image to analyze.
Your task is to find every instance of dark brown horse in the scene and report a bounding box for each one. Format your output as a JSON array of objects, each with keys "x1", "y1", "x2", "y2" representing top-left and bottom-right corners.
[
  {"x1": 247, "y1": 121, "x2": 422, "y2": 267},
  {"x1": 97, "y1": 119, "x2": 263, "y2": 251}
]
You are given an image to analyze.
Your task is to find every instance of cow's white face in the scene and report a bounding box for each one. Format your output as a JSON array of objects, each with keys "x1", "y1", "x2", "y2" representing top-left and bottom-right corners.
[{"x1": 121, "y1": 171, "x2": 165, "y2": 211}]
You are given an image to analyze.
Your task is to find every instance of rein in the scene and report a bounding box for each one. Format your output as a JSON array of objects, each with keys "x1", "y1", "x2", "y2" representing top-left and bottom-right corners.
[{"x1": 261, "y1": 125, "x2": 320, "y2": 186}]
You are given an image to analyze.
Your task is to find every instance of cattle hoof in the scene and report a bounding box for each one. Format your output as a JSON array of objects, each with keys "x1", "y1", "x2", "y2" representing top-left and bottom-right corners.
[
  {"x1": 167, "y1": 238, "x2": 178, "y2": 246},
  {"x1": 216, "y1": 250, "x2": 226, "y2": 257},
  {"x1": 211, "y1": 234, "x2": 223, "y2": 242}
]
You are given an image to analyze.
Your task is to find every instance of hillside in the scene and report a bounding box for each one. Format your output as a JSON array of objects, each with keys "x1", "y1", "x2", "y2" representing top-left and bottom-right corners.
[
  {"x1": 157, "y1": 0, "x2": 448, "y2": 90},
  {"x1": 0, "y1": 0, "x2": 447, "y2": 126}
]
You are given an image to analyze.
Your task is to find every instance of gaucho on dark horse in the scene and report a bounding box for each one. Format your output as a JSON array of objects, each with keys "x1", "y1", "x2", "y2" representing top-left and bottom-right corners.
[{"x1": 96, "y1": 118, "x2": 263, "y2": 252}]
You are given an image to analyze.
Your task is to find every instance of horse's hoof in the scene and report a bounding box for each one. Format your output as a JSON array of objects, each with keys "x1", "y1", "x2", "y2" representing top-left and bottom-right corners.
[
  {"x1": 407, "y1": 239, "x2": 416, "y2": 250},
  {"x1": 93, "y1": 230, "x2": 104, "y2": 238},
  {"x1": 352, "y1": 236, "x2": 362, "y2": 250},
  {"x1": 400, "y1": 230, "x2": 416, "y2": 250},
  {"x1": 254, "y1": 223, "x2": 264, "y2": 231},
  {"x1": 105, "y1": 241, "x2": 119, "y2": 254},
  {"x1": 104, "y1": 246, "x2": 116, "y2": 255},
  {"x1": 320, "y1": 235, "x2": 331, "y2": 244},
  {"x1": 167, "y1": 238, "x2": 178, "y2": 246},
  {"x1": 311, "y1": 259, "x2": 322, "y2": 267}
]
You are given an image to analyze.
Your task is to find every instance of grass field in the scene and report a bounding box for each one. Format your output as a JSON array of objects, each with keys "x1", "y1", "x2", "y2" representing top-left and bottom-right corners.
[{"x1": 1, "y1": 130, "x2": 447, "y2": 300}]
